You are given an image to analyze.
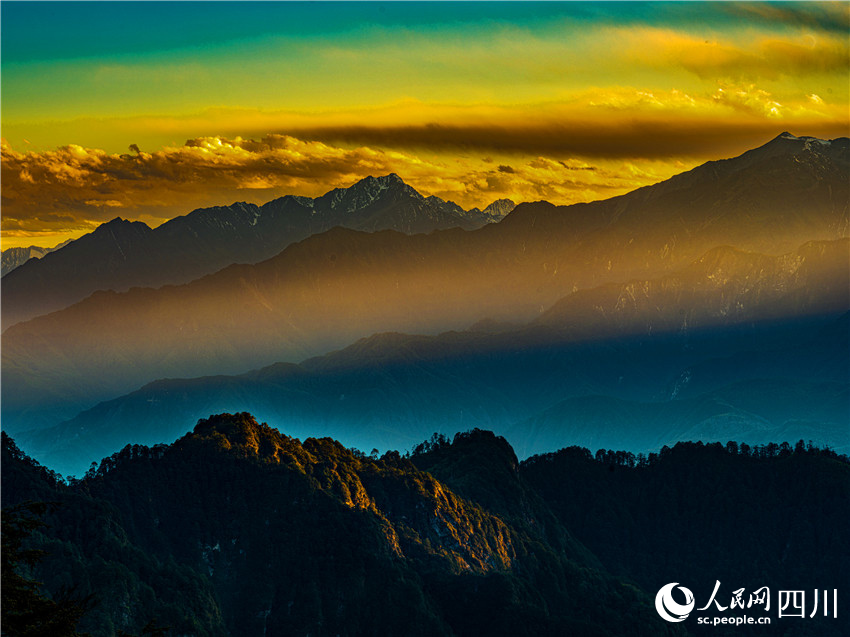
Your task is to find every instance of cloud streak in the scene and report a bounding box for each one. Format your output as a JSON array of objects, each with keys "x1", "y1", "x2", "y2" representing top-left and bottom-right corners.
[
  {"x1": 618, "y1": 27, "x2": 849, "y2": 81},
  {"x1": 288, "y1": 118, "x2": 846, "y2": 160},
  {"x1": 722, "y1": 2, "x2": 850, "y2": 35},
  {"x1": 2, "y1": 4, "x2": 847, "y2": 249}
]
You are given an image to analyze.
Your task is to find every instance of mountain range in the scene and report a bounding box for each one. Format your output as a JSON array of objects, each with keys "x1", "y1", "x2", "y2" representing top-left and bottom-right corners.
[
  {"x1": 1, "y1": 174, "x2": 514, "y2": 328},
  {"x1": 16, "y1": 300, "x2": 848, "y2": 478},
  {"x1": 4, "y1": 415, "x2": 848, "y2": 636},
  {"x1": 3, "y1": 133, "x2": 848, "y2": 439},
  {"x1": 0, "y1": 239, "x2": 72, "y2": 277},
  {"x1": 3, "y1": 131, "x2": 849, "y2": 637}
]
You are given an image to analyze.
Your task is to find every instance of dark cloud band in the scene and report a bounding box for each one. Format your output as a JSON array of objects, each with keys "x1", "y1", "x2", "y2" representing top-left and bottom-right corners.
[{"x1": 286, "y1": 120, "x2": 849, "y2": 159}]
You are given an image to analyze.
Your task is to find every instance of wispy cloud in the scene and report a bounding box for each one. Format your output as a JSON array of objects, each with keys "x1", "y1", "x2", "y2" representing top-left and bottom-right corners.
[
  {"x1": 722, "y1": 2, "x2": 850, "y2": 35},
  {"x1": 2, "y1": 3, "x2": 847, "y2": 249},
  {"x1": 617, "y1": 27, "x2": 849, "y2": 81}
]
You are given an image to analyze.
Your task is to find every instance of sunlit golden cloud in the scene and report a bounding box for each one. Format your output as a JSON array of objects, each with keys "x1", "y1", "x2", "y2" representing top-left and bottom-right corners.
[
  {"x1": 1, "y1": 134, "x2": 688, "y2": 248},
  {"x1": 2, "y1": 3, "x2": 847, "y2": 249},
  {"x1": 5, "y1": 83, "x2": 846, "y2": 160}
]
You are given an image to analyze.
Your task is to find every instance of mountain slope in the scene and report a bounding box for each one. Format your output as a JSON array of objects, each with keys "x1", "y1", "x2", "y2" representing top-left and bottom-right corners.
[
  {"x1": 14, "y1": 247, "x2": 848, "y2": 477},
  {"x1": 2, "y1": 414, "x2": 678, "y2": 637},
  {"x1": 2, "y1": 134, "x2": 847, "y2": 433},
  {"x1": 1, "y1": 174, "x2": 512, "y2": 327},
  {"x1": 0, "y1": 240, "x2": 71, "y2": 277},
  {"x1": 3, "y1": 135, "x2": 850, "y2": 432}
]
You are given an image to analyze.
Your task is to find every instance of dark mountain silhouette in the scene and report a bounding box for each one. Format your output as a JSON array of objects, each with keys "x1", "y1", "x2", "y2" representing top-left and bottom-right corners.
[
  {"x1": 1, "y1": 415, "x2": 682, "y2": 637},
  {"x1": 5, "y1": 417, "x2": 847, "y2": 636},
  {"x1": 520, "y1": 439, "x2": 850, "y2": 636},
  {"x1": 1, "y1": 174, "x2": 513, "y2": 327}
]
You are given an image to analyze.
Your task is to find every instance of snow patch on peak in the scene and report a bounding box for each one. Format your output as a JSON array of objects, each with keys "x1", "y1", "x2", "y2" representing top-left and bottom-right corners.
[
  {"x1": 331, "y1": 173, "x2": 421, "y2": 213},
  {"x1": 482, "y1": 199, "x2": 516, "y2": 218},
  {"x1": 800, "y1": 136, "x2": 832, "y2": 148},
  {"x1": 289, "y1": 195, "x2": 315, "y2": 208},
  {"x1": 775, "y1": 132, "x2": 831, "y2": 148}
]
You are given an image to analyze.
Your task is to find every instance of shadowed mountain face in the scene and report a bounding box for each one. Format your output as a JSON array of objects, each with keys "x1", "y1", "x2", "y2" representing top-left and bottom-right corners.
[
  {"x1": 2, "y1": 134, "x2": 848, "y2": 435},
  {"x1": 1, "y1": 415, "x2": 682, "y2": 637},
  {"x1": 1, "y1": 174, "x2": 513, "y2": 328},
  {"x1": 519, "y1": 440, "x2": 850, "y2": 637}
]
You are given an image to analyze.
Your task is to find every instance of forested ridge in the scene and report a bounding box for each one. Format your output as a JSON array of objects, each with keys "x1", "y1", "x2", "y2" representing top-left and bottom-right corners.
[{"x1": 3, "y1": 414, "x2": 847, "y2": 636}]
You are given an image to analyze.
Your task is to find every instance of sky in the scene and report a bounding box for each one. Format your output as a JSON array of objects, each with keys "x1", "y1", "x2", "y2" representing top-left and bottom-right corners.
[{"x1": 1, "y1": 1, "x2": 848, "y2": 249}]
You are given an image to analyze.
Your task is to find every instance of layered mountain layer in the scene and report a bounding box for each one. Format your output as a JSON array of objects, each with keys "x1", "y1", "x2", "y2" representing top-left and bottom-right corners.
[
  {"x1": 1, "y1": 174, "x2": 514, "y2": 327},
  {"x1": 3, "y1": 134, "x2": 848, "y2": 437},
  {"x1": 15, "y1": 246, "x2": 849, "y2": 477},
  {"x1": 0, "y1": 239, "x2": 71, "y2": 277}
]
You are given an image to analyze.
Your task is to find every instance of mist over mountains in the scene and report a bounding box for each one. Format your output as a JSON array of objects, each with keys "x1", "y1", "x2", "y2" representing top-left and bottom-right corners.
[
  {"x1": 1, "y1": 173, "x2": 514, "y2": 327},
  {"x1": 3, "y1": 132, "x2": 849, "y2": 637},
  {"x1": 16, "y1": 305, "x2": 849, "y2": 479},
  {"x1": 3, "y1": 133, "x2": 848, "y2": 442}
]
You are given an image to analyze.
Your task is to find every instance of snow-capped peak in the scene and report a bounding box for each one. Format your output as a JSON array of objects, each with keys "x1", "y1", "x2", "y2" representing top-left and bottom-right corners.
[
  {"x1": 482, "y1": 199, "x2": 516, "y2": 218},
  {"x1": 327, "y1": 173, "x2": 423, "y2": 213},
  {"x1": 775, "y1": 131, "x2": 832, "y2": 147}
]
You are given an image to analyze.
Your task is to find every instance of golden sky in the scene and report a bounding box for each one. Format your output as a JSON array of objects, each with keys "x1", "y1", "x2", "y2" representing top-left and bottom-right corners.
[{"x1": 1, "y1": 2, "x2": 848, "y2": 249}]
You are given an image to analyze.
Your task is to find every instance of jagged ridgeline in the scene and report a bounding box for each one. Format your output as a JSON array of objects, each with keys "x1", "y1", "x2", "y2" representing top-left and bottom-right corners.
[
  {"x1": 1, "y1": 174, "x2": 514, "y2": 328},
  {"x1": 4, "y1": 414, "x2": 849, "y2": 637},
  {"x1": 4, "y1": 133, "x2": 847, "y2": 438},
  {"x1": 1, "y1": 414, "x2": 678, "y2": 637}
]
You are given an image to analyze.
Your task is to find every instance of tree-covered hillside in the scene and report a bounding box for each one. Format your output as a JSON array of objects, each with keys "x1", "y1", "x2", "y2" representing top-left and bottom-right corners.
[
  {"x1": 2, "y1": 414, "x2": 679, "y2": 637},
  {"x1": 3, "y1": 415, "x2": 847, "y2": 636}
]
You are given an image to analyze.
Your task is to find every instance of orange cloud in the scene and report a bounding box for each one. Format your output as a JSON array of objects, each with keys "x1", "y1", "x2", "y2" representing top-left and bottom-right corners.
[{"x1": 1, "y1": 134, "x2": 688, "y2": 248}]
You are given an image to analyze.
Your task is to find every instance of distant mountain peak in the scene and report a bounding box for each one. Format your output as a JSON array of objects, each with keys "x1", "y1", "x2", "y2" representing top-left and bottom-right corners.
[
  {"x1": 766, "y1": 131, "x2": 841, "y2": 149},
  {"x1": 1, "y1": 239, "x2": 73, "y2": 277},
  {"x1": 325, "y1": 173, "x2": 426, "y2": 213},
  {"x1": 92, "y1": 217, "x2": 151, "y2": 235},
  {"x1": 379, "y1": 172, "x2": 404, "y2": 184},
  {"x1": 482, "y1": 199, "x2": 516, "y2": 219},
  {"x1": 353, "y1": 172, "x2": 405, "y2": 188}
]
